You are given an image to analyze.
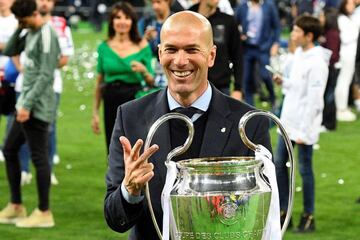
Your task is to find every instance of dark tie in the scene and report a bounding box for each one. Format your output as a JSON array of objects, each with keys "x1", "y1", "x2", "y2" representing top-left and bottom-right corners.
[
  {"x1": 172, "y1": 107, "x2": 203, "y2": 119},
  {"x1": 170, "y1": 107, "x2": 205, "y2": 161}
]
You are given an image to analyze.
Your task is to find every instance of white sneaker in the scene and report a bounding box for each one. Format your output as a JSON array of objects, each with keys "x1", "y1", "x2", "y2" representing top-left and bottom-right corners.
[
  {"x1": 319, "y1": 125, "x2": 329, "y2": 133},
  {"x1": 21, "y1": 172, "x2": 32, "y2": 186},
  {"x1": 51, "y1": 173, "x2": 59, "y2": 185},
  {"x1": 336, "y1": 109, "x2": 356, "y2": 122},
  {"x1": 354, "y1": 99, "x2": 360, "y2": 112},
  {"x1": 0, "y1": 150, "x2": 5, "y2": 162},
  {"x1": 53, "y1": 154, "x2": 60, "y2": 165}
]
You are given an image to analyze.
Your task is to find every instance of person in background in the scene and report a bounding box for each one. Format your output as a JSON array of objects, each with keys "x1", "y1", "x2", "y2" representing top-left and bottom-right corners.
[
  {"x1": 235, "y1": 0, "x2": 281, "y2": 107},
  {"x1": 139, "y1": 0, "x2": 171, "y2": 55},
  {"x1": 18, "y1": 0, "x2": 74, "y2": 186},
  {"x1": 0, "y1": 0, "x2": 17, "y2": 162},
  {"x1": 138, "y1": 0, "x2": 172, "y2": 88},
  {"x1": 0, "y1": 0, "x2": 60, "y2": 227},
  {"x1": 355, "y1": 29, "x2": 360, "y2": 112},
  {"x1": 274, "y1": 15, "x2": 329, "y2": 233},
  {"x1": 0, "y1": 0, "x2": 17, "y2": 66},
  {"x1": 91, "y1": 2, "x2": 154, "y2": 152},
  {"x1": 103, "y1": 11, "x2": 271, "y2": 239},
  {"x1": 319, "y1": 7, "x2": 340, "y2": 131},
  {"x1": 189, "y1": 0, "x2": 243, "y2": 100},
  {"x1": 6, "y1": 0, "x2": 74, "y2": 186},
  {"x1": 335, "y1": 0, "x2": 358, "y2": 121},
  {"x1": 351, "y1": 0, "x2": 360, "y2": 111},
  {"x1": 355, "y1": 29, "x2": 360, "y2": 204}
]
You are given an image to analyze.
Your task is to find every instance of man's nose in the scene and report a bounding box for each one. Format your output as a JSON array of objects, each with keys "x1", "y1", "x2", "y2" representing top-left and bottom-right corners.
[{"x1": 173, "y1": 50, "x2": 189, "y2": 66}]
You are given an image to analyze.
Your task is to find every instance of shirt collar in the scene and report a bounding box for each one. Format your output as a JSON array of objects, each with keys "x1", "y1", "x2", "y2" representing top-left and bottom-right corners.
[{"x1": 167, "y1": 82, "x2": 212, "y2": 112}]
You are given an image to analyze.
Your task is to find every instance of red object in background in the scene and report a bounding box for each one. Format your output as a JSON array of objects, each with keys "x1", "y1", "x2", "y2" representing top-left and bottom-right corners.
[{"x1": 0, "y1": 69, "x2": 5, "y2": 95}]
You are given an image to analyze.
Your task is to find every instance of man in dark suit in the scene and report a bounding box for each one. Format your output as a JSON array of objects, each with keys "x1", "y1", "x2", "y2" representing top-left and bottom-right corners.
[{"x1": 104, "y1": 11, "x2": 271, "y2": 239}]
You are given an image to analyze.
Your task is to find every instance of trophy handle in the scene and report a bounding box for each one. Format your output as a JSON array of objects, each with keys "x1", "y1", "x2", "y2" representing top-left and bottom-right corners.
[
  {"x1": 238, "y1": 110, "x2": 295, "y2": 237},
  {"x1": 144, "y1": 113, "x2": 194, "y2": 240}
]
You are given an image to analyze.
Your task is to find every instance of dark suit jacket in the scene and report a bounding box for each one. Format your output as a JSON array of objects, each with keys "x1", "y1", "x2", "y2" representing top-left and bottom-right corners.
[
  {"x1": 235, "y1": 0, "x2": 281, "y2": 52},
  {"x1": 104, "y1": 85, "x2": 271, "y2": 239}
]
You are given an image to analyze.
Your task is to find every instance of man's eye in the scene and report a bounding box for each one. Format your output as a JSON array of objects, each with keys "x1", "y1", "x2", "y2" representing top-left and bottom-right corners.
[
  {"x1": 187, "y1": 48, "x2": 199, "y2": 54},
  {"x1": 164, "y1": 48, "x2": 176, "y2": 53}
]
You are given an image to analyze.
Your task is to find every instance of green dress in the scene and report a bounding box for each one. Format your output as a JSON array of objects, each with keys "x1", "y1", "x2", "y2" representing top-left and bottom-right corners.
[{"x1": 97, "y1": 41, "x2": 154, "y2": 85}]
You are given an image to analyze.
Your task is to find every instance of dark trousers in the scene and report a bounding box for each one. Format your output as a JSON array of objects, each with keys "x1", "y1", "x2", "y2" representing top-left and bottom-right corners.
[
  {"x1": 275, "y1": 136, "x2": 315, "y2": 214},
  {"x1": 243, "y1": 46, "x2": 275, "y2": 106},
  {"x1": 102, "y1": 82, "x2": 141, "y2": 151},
  {"x1": 3, "y1": 116, "x2": 50, "y2": 211},
  {"x1": 322, "y1": 66, "x2": 339, "y2": 130}
]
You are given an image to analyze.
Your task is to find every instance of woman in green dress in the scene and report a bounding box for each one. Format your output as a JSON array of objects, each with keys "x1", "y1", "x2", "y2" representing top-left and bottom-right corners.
[{"x1": 92, "y1": 2, "x2": 154, "y2": 151}]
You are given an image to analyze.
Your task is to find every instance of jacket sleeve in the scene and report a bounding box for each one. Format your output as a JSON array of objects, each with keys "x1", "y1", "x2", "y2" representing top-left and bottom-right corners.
[
  {"x1": 22, "y1": 27, "x2": 59, "y2": 111},
  {"x1": 104, "y1": 106, "x2": 146, "y2": 233},
  {"x1": 269, "y1": 2, "x2": 281, "y2": 46},
  {"x1": 298, "y1": 62, "x2": 328, "y2": 141},
  {"x1": 2, "y1": 28, "x2": 26, "y2": 57}
]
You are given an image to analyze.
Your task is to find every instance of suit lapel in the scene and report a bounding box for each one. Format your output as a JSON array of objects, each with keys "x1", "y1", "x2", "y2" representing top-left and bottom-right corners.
[
  {"x1": 146, "y1": 89, "x2": 171, "y2": 185},
  {"x1": 200, "y1": 86, "x2": 233, "y2": 157}
]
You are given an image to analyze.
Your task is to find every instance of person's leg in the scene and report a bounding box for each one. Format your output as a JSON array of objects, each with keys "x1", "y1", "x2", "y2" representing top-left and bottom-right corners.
[
  {"x1": 19, "y1": 144, "x2": 31, "y2": 173},
  {"x1": 275, "y1": 136, "x2": 295, "y2": 228},
  {"x1": 322, "y1": 66, "x2": 339, "y2": 130},
  {"x1": 335, "y1": 57, "x2": 355, "y2": 113},
  {"x1": 48, "y1": 93, "x2": 60, "y2": 168},
  {"x1": 2, "y1": 120, "x2": 27, "y2": 205},
  {"x1": 48, "y1": 122, "x2": 55, "y2": 168},
  {"x1": 274, "y1": 135, "x2": 292, "y2": 211},
  {"x1": 258, "y1": 51, "x2": 276, "y2": 106},
  {"x1": 295, "y1": 143, "x2": 315, "y2": 233},
  {"x1": 298, "y1": 144, "x2": 315, "y2": 215},
  {"x1": 243, "y1": 48, "x2": 256, "y2": 106},
  {"x1": 22, "y1": 117, "x2": 50, "y2": 211}
]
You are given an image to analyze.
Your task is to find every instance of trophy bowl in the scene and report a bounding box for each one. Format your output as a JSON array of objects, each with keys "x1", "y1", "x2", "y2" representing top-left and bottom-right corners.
[{"x1": 171, "y1": 156, "x2": 271, "y2": 240}]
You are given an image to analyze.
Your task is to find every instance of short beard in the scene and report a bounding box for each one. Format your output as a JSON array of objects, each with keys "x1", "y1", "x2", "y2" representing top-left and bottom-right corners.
[{"x1": 39, "y1": 9, "x2": 48, "y2": 16}]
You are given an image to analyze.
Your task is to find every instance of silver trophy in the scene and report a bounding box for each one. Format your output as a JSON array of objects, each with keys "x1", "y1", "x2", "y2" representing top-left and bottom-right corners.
[{"x1": 144, "y1": 110, "x2": 295, "y2": 240}]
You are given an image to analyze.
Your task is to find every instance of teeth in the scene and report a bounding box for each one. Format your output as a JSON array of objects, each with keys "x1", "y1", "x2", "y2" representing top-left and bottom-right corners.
[{"x1": 173, "y1": 71, "x2": 191, "y2": 77}]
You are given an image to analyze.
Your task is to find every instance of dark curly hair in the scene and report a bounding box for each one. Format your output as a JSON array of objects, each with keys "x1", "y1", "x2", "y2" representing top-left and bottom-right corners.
[
  {"x1": 11, "y1": 0, "x2": 37, "y2": 18},
  {"x1": 107, "y1": 2, "x2": 142, "y2": 44}
]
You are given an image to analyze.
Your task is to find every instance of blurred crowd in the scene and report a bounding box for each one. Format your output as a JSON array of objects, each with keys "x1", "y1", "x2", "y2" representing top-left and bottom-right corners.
[{"x1": 0, "y1": 0, "x2": 359, "y2": 234}]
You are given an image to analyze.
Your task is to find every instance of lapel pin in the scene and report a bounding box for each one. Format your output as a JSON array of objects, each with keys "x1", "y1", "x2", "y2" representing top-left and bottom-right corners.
[{"x1": 221, "y1": 127, "x2": 226, "y2": 133}]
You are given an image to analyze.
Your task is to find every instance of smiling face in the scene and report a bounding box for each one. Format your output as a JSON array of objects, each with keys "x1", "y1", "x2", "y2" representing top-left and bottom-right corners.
[
  {"x1": 112, "y1": 10, "x2": 132, "y2": 35},
  {"x1": 158, "y1": 12, "x2": 216, "y2": 105}
]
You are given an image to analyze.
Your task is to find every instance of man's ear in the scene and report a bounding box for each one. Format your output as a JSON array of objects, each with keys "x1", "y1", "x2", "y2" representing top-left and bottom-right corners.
[
  {"x1": 158, "y1": 44, "x2": 163, "y2": 64},
  {"x1": 208, "y1": 45, "x2": 217, "y2": 68},
  {"x1": 306, "y1": 32, "x2": 314, "y2": 43}
]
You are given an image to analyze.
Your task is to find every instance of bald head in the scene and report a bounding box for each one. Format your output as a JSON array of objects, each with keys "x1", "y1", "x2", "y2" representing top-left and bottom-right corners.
[{"x1": 160, "y1": 11, "x2": 214, "y2": 48}]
